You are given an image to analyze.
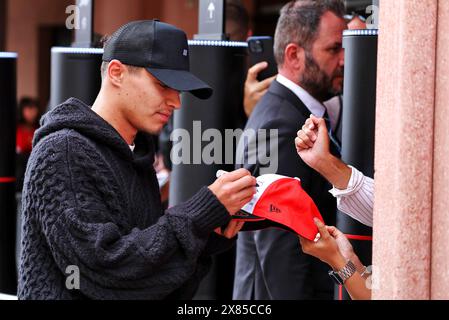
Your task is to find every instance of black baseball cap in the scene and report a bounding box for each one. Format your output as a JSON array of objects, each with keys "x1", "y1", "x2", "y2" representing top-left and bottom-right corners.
[{"x1": 103, "y1": 20, "x2": 213, "y2": 100}]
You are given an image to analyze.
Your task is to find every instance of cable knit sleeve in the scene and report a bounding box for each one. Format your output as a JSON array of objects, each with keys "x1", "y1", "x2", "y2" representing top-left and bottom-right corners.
[{"x1": 29, "y1": 132, "x2": 230, "y2": 299}]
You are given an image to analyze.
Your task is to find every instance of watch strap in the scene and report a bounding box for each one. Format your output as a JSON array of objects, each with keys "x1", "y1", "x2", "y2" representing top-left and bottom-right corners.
[{"x1": 329, "y1": 260, "x2": 357, "y2": 285}]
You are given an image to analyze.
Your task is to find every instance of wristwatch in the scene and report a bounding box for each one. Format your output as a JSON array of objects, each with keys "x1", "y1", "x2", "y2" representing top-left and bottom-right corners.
[{"x1": 328, "y1": 260, "x2": 357, "y2": 285}]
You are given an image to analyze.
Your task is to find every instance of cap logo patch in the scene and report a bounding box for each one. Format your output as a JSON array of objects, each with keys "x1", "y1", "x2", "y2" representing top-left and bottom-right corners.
[
  {"x1": 269, "y1": 204, "x2": 281, "y2": 213},
  {"x1": 183, "y1": 49, "x2": 188, "y2": 57}
]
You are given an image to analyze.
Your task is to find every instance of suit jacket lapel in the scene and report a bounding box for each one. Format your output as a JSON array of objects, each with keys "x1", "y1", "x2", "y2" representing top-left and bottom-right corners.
[{"x1": 268, "y1": 80, "x2": 312, "y2": 119}]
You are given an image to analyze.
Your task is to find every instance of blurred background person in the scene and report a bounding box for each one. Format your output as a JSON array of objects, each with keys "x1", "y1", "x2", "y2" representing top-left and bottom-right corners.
[
  {"x1": 225, "y1": 0, "x2": 277, "y2": 118},
  {"x1": 15, "y1": 97, "x2": 41, "y2": 266},
  {"x1": 15, "y1": 97, "x2": 40, "y2": 192},
  {"x1": 226, "y1": 0, "x2": 252, "y2": 42}
]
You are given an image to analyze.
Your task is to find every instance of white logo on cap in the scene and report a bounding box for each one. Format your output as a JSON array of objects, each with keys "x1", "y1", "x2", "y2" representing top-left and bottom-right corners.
[{"x1": 183, "y1": 49, "x2": 188, "y2": 57}]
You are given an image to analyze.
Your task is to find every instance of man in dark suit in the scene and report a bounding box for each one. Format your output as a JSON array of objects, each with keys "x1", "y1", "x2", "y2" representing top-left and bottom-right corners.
[{"x1": 233, "y1": 0, "x2": 347, "y2": 300}]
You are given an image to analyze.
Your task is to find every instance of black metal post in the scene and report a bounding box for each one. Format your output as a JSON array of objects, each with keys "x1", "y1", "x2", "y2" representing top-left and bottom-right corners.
[
  {"x1": 335, "y1": 29, "x2": 378, "y2": 300},
  {"x1": 49, "y1": 0, "x2": 101, "y2": 109},
  {"x1": 50, "y1": 47, "x2": 103, "y2": 108},
  {"x1": 0, "y1": 52, "x2": 18, "y2": 295}
]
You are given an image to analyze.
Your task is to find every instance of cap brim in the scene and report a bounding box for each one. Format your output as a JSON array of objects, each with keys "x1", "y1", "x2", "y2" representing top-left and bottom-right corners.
[
  {"x1": 146, "y1": 68, "x2": 213, "y2": 100},
  {"x1": 232, "y1": 209, "x2": 266, "y2": 222}
]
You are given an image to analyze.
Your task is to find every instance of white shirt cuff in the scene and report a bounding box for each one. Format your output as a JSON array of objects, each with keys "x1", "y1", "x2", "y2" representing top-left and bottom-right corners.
[{"x1": 328, "y1": 166, "x2": 364, "y2": 198}]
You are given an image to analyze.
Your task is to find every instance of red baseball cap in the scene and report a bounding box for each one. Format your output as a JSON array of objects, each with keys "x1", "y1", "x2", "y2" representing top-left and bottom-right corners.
[{"x1": 234, "y1": 174, "x2": 324, "y2": 241}]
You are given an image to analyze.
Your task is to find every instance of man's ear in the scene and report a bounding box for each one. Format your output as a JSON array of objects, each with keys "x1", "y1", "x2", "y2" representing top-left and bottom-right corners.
[
  {"x1": 107, "y1": 60, "x2": 125, "y2": 87},
  {"x1": 284, "y1": 43, "x2": 305, "y2": 72}
]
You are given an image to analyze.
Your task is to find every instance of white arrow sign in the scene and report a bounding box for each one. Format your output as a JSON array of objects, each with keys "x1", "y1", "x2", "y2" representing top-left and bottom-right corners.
[{"x1": 208, "y1": 2, "x2": 215, "y2": 19}]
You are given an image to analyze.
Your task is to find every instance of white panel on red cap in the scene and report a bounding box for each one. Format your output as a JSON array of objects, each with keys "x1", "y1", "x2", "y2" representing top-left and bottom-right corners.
[{"x1": 242, "y1": 174, "x2": 301, "y2": 214}]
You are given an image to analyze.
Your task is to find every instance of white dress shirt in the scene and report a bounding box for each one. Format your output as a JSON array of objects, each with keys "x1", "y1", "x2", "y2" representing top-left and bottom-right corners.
[{"x1": 329, "y1": 166, "x2": 374, "y2": 227}]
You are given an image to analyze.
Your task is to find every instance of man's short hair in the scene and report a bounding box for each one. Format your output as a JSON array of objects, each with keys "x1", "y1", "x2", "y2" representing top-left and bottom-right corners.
[
  {"x1": 274, "y1": 0, "x2": 345, "y2": 67},
  {"x1": 100, "y1": 35, "x2": 142, "y2": 81}
]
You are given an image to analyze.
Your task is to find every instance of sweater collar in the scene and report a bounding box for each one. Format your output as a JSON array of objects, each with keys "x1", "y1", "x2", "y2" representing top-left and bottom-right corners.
[{"x1": 35, "y1": 97, "x2": 155, "y2": 165}]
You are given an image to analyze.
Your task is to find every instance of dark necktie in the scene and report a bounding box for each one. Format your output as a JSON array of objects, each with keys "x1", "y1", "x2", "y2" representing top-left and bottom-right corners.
[{"x1": 323, "y1": 109, "x2": 341, "y2": 158}]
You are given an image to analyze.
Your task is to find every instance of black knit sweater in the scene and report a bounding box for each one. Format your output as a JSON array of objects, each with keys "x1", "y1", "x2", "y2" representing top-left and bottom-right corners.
[{"x1": 18, "y1": 98, "x2": 234, "y2": 300}]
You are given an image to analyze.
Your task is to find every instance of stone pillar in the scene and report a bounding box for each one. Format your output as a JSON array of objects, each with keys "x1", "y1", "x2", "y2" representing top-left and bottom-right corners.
[
  {"x1": 373, "y1": 0, "x2": 438, "y2": 299},
  {"x1": 431, "y1": 0, "x2": 449, "y2": 300}
]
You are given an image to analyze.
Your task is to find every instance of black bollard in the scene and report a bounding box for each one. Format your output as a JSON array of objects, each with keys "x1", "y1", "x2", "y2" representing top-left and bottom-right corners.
[
  {"x1": 49, "y1": 0, "x2": 101, "y2": 109},
  {"x1": 169, "y1": 40, "x2": 247, "y2": 299},
  {"x1": 169, "y1": 40, "x2": 247, "y2": 206},
  {"x1": 335, "y1": 29, "x2": 378, "y2": 300},
  {"x1": 49, "y1": 47, "x2": 103, "y2": 108},
  {"x1": 0, "y1": 52, "x2": 18, "y2": 295}
]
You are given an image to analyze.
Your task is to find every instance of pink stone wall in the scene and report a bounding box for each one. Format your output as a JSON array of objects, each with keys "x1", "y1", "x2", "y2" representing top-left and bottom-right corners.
[
  {"x1": 373, "y1": 0, "x2": 438, "y2": 299},
  {"x1": 431, "y1": 0, "x2": 449, "y2": 300}
]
